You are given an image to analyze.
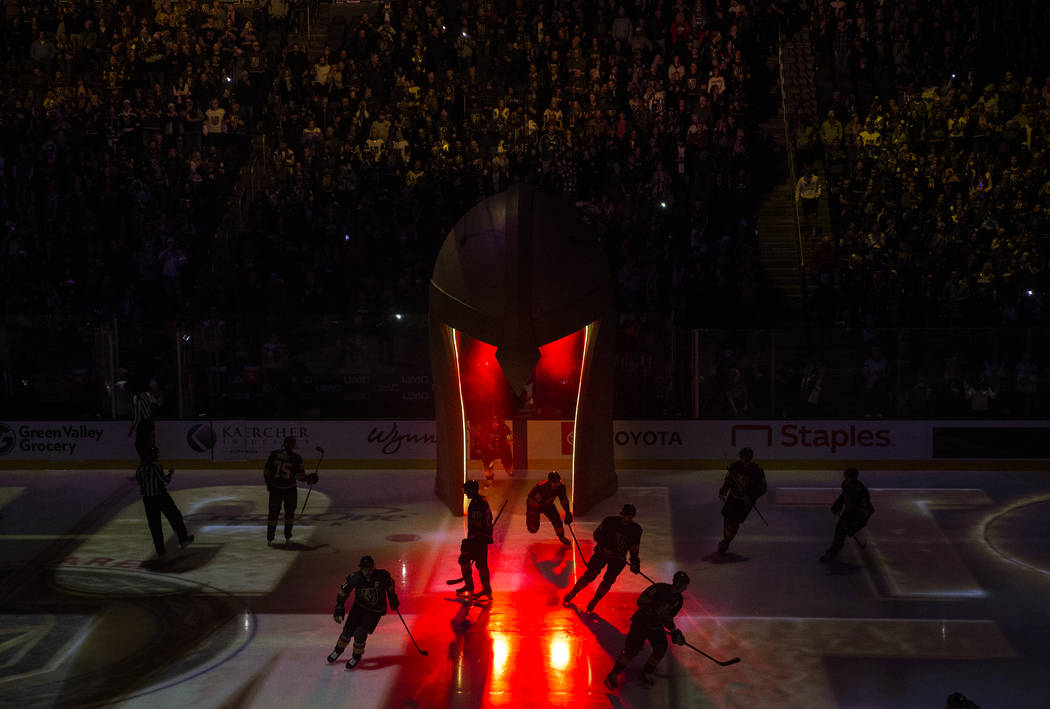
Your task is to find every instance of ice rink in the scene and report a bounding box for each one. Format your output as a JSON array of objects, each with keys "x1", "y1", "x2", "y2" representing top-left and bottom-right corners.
[{"x1": 1, "y1": 464, "x2": 1048, "y2": 708}]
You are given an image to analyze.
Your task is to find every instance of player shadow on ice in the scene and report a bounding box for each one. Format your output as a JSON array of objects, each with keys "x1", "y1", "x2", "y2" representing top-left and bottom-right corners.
[
  {"x1": 821, "y1": 558, "x2": 863, "y2": 576},
  {"x1": 351, "y1": 654, "x2": 414, "y2": 671},
  {"x1": 702, "y1": 550, "x2": 750, "y2": 564},
  {"x1": 568, "y1": 604, "x2": 624, "y2": 658},
  {"x1": 140, "y1": 543, "x2": 219, "y2": 571},
  {"x1": 528, "y1": 542, "x2": 571, "y2": 588},
  {"x1": 271, "y1": 541, "x2": 328, "y2": 552},
  {"x1": 445, "y1": 596, "x2": 494, "y2": 698}
]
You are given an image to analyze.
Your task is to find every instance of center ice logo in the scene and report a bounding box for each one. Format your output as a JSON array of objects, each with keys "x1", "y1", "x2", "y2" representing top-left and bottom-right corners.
[{"x1": 0, "y1": 424, "x2": 13, "y2": 455}]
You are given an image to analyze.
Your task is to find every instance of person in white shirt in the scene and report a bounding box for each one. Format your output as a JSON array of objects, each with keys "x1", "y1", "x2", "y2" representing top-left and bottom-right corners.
[
  {"x1": 795, "y1": 167, "x2": 823, "y2": 235},
  {"x1": 203, "y1": 98, "x2": 226, "y2": 137}
]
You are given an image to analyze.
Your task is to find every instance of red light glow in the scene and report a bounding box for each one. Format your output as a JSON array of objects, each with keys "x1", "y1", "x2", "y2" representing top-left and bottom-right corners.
[{"x1": 537, "y1": 332, "x2": 585, "y2": 382}]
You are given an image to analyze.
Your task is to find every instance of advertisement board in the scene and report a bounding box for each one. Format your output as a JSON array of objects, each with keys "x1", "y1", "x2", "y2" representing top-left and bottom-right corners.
[
  {"x1": 1, "y1": 419, "x2": 1047, "y2": 468},
  {"x1": 0, "y1": 420, "x2": 438, "y2": 467}
]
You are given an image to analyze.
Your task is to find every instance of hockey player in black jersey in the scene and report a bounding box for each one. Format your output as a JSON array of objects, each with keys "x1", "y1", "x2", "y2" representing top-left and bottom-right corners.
[
  {"x1": 717, "y1": 447, "x2": 767, "y2": 554},
  {"x1": 820, "y1": 467, "x2": 875, "y2": 562},
  {"x1": 526, "y1": 471, "x2": 573, "y2": 546},
  {"x1": 456, "y1": 479, "x2": 494, "y2": 601},
  {"x1": 263, "y1": 436, "x2": 318, "y2": 544},
  {"x1": 604, "y1": 571, "x2": 690, "y2": 690},
  {"x1": 563, "y1": 503, "x2": 642, "y2": 613},
  {"x1": 479, "y1": 416, "x2": 513, "y2": 484},
  {"x1": 327, "y1": 555, "x2": 400, "y2": 668}
]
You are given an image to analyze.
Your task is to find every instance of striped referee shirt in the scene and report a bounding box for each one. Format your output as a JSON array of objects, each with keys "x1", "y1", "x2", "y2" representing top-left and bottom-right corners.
[
  {"x1": 136, "y1": 461, "x2": 169, "y2": 497},
  {"x1": 130, "y1": 392, "x2": 155, "y2": 432}
]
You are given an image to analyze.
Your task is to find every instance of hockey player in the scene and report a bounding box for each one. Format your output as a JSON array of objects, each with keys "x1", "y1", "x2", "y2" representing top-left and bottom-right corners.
[
  {"x1": 135, "y1": 446, "x2": 193, "y2": 557},
  {"x1": 717, "y1": 447, "x2": 767, "y2": 554},
  {"x1": 820, "y1": 467, "x2": 874, "y2": 562},
  {"x1": 563, "y1": 503, "x2": 642, "y2": 613},
  {"x1": 526, "y1": 471, "x2": 573, "y2": 546},
  {"x1": 456, "y1": 479, "x2": 494, "y2": 600},
  {"x1": 327, "y1": 555, "x2": 400, "y2": 668},
  {"x1": 480, "y1": 416, "x2": 513, "y2": 483},
  {"x1": 263, "y1": 436, "x2": 318, "y2": 545},
  {"x1": 604, "y1": 571, "x2": 690, "y2": 690}
]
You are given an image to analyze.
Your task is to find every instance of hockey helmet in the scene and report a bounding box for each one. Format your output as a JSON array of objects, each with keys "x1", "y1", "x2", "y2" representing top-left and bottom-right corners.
[
  {"x1": 621, "y1": 503, "x2": 637, "y2": 517},
  {"x1": 284, "y1": 436, "x2": 297, "y2": 449},
  {"x1": 672, "y1": 570, "x2": 690, "y2": 587},
  {"x1": 359, "y1": 555, "x2": 375, "y2": 569},
  {"x1": 843, "y1": 466, "x2": 860, "y2": 479},
  {"x1": 547, "y1": 471, "x2": 561, "y2": 483},
  {"x1": 463, "y1": 479, "x2": 480, "y2": 497},
  {"x1": 738, "y1": 447, "x2": 754, "y2": 461}
]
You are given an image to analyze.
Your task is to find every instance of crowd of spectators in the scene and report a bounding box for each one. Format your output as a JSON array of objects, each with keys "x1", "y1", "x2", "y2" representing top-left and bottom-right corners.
[
  {"x1": 5, "y1": 0, "x2": 1047, "y2": 420},
  {"x1": 784, "y1": 0, "x2": 1050, "y2": 417},
  {"x1": 0, "y1": 0, "x2": 784, "y2": 417},
  {"x1": 242, "y1": 0, "x2": 785, "y2": 337},
  {"x1": 800, "y1": 0, "x2": 1050, "y2": 333},
  {"x1": 0, "y1": 0, "x2": 274, "y2": 324}
]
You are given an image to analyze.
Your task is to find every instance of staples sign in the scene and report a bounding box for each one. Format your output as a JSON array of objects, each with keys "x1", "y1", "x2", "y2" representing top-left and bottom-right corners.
[{"x1": 731, "y1": 423, "x2": 893, "y2": 456}]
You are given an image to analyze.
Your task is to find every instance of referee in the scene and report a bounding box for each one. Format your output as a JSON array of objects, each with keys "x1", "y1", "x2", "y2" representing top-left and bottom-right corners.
[
  {"x1": 136, "y1": 446, "x2": 194, "y2": 557},
  {"x1": 122, "y1": 380, "x2": 159, "y2": 462}
]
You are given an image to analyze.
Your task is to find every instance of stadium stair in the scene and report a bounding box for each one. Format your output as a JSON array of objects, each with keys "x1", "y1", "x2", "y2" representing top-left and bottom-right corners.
[{"x1": 755, "y1": 33, "x2": 831, "y2": 326}]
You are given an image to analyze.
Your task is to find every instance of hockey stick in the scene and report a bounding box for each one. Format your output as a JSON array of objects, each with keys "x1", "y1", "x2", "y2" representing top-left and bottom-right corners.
[
  {"x1": 835, "y1": 512, "x2": 867, "y2": 549},
  {"x1": 722, "y1": 451, "x2": 768, "y2": 527},
  {"x1": 445, "y1": 498, "x2": 508, "y2": 584},
  {"x1": 751, "y1": 502, "x2": 769, "y2": 526},
  {"x1": 300, "y1": 446, "x2": 325, "y2": 515},
  {"x1": 490, "y1": 498, "x2": 509, "y2": 528},
  {"x1": 676, "y1": 636, "x2": 741, "y2": 666},
  {"x1": 565, "y1": 520, "x2": 587, "y2": 561},
  {"x1": 395, "y1": 607, "x2": 428, "y2": 656}
]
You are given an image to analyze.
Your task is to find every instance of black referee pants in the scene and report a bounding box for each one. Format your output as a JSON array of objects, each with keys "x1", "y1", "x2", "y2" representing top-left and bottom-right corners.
[
  {"x1": 142, "y1": 492, "x2": 190, "y2": 556},
  {"x1": 134, "y1": 419, "x2": 156, "y2": 462}
]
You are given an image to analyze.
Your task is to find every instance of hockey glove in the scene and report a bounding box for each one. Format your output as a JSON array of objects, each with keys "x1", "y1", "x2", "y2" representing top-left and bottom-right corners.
[
  {"x1": 563, "y1": 511, "x2": 573, "y2": 525},
  {"x1": 306, "y1": 473, "x2": 319, "y2": 485},
  {"x1": 629, "y1": 560, "x2": 640, "y2": 574},
  {"x1": 266, "y1": 486, "x2": 275, "y2": 493},
  {"x1": 671, "y1": 629, "x2": 685, "y2": 645},
  {"x1": 389, "y1": 595, "x2": 399, "y2": 611},
  {"x1": 333, "y1": 606, "x2": 345, "y2": 623}
]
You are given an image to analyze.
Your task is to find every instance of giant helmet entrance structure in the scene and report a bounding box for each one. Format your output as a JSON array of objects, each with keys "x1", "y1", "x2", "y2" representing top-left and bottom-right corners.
[{"x1": 429, "y1": 184, "x2": 617, "y2": 514}]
